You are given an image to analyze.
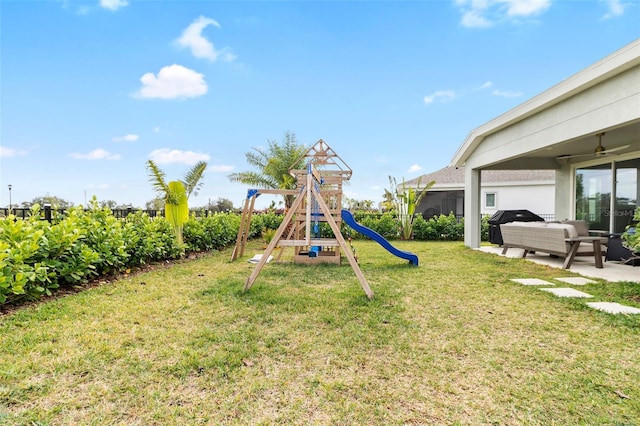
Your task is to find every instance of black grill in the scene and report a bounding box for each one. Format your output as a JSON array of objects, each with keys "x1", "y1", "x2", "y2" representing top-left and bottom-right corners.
[{"x1": 488, "y1": 210, "x2": 545, "y2": 245}]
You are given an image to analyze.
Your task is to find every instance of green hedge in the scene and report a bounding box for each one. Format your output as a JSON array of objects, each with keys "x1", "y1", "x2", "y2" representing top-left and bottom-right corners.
[
  {"x1": 0, "y1": 203, "x2": 265, "y2": 306},
  {"x1": 0, "y1": 206, "x2": 488, "y2": 306}
]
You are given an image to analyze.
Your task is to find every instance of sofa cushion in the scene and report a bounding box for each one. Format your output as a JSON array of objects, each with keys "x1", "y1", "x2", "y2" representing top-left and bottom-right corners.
[
  {"x1": 546, "y1": 223, "x2": 579, "y2": 239},
  {"x1": 561, "y1": 220, "x2": 589, "y2": 236},
  {"x1": 510, "y1": 221, "x2": 548, "y2": 227}
]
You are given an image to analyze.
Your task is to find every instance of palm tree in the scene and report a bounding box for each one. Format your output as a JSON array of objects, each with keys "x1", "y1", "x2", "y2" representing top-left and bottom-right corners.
[
  {"x1": 146, "y1": 160, "x2": 207, "y2": 244},
  {"x1": 228, "y1": 131, "x2": 307, "y2": 209},
  {"x1": 386, "y1": 176, "x2": 435, "y2": 240}
]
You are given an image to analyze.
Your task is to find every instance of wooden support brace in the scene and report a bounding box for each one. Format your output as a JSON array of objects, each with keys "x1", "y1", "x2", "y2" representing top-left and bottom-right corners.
[
  {"x1": 311, "y1": 185, "x2": 373, "y2": 299},
  {"x1": 244, "y1": 188, "x2": 307, "y2": 292}
]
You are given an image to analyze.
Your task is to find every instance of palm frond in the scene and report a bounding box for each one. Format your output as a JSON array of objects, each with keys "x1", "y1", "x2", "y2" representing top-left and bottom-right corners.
[
  {"x1": 182, "y1": 161, "x2": 207, "y2": 199},
  {"x1": 146, "y1": 160, "x2": 169, "y2": 197}
]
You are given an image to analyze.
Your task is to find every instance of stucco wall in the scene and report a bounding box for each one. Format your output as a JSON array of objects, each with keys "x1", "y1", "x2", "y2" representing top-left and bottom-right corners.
[{"x1": 480, "y1": 183, "x2": 555, "y2": 218}]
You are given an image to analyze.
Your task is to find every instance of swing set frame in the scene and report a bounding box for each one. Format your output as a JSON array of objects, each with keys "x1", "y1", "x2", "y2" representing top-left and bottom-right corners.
[{"x1": 231, "y1": 139, "x2": 373, "y2": 299}]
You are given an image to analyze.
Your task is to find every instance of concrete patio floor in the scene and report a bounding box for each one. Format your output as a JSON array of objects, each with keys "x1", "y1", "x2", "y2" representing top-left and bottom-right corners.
[{"x1": 477, "y1": 245, "x2": 639, "y2": 283}]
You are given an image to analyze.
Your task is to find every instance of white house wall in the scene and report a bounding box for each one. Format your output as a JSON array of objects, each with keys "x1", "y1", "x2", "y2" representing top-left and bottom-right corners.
[
  {"x1": 481, "y1": 183, "x2": 555, "y2": 217},
  {"x1": 555, "y1": 166, "x2": 573, "y2": 221}
]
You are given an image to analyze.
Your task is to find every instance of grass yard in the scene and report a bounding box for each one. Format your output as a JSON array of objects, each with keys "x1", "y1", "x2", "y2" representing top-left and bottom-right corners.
[{"x1": 1, "y1": 241, "x2": 639, "y2": 425}]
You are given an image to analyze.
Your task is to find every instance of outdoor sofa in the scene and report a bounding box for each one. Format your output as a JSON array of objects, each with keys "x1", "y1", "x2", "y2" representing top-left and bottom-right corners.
[{"x1": 500, "y1": 220, "x2": 607, "y2": 269}]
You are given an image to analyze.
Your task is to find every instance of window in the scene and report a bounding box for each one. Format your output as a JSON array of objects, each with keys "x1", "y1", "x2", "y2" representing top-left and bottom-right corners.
[{"x1": 485, "y1": 192, "x2": 496, "y2": 208}]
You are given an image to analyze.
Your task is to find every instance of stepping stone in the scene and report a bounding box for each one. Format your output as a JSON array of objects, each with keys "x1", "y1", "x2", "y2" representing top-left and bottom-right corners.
[
  {"x1": 540, "y1": 288, "x2": 594, "y2": 298},
  {"x1": 555, "y1": 277, "x2": 596, "y2": 286},
  {"x1": 511, "y1": 278, "x2": 554, "y2": 286},
  {"x1": 587, "y1": 302, "x2": 640, "y2": 314}
]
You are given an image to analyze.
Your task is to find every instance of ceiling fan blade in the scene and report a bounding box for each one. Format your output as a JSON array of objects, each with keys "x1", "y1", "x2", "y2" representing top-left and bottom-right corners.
[
  {"x1": 600, "y1": 144, "x2": 631, "y2": 155},
  {"x1": 556, "y1": 144, "x2": 631, "y2": 161},
  {"x1": 555, "y1": 152, "x2": 594, "y2": 160}
]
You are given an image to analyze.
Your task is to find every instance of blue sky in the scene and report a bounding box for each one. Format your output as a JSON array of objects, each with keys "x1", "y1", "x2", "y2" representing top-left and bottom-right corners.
[{"x1": 1, "y1": 0, "x2": 638, "y2": 209}]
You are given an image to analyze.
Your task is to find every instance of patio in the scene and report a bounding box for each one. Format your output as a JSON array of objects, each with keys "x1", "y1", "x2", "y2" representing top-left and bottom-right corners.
[{"x1": 478, "y1": 245, "x2": 639, "y2": 283}]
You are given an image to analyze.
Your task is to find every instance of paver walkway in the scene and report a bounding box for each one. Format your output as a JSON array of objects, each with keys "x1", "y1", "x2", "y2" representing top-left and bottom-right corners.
[
  {"x1": 554, "y1": 277, "x2": 596, "y2": 285},
  {"x1": 586, "y1": 302, "x2": 640, "y2": 314},
  {"x1": 512, "y1": 277, "x2": 640, "y2": 315},
  {"x1": 540, "y1": 288, "x2": 593, "y2": 298}
]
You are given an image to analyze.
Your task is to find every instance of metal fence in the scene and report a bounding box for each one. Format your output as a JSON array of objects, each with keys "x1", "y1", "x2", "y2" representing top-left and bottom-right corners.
[
  {"x1": 0, "y1": 206, "x2": 232, "y2": 222},
  {"x1": 1, "y1": 207, "x2": 555, "y2": 224}
]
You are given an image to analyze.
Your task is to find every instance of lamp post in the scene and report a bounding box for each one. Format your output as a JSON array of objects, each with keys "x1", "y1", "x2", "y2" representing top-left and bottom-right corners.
[{"x1": 7, "y1": 184, "x2": 12, "y2": 213}]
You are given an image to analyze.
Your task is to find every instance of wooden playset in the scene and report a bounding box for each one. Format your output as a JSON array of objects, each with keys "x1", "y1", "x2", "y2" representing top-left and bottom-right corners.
[{"x1": 231, "y1": 139, "x2": 374, "y2": 299}]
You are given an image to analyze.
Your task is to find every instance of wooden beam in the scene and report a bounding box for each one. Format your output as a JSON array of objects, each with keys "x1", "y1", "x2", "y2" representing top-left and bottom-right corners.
[
  {"x1": 311, "y1": 185, "x2": 373, "y2": 299},
  {"x1": 231, "y1": 195, "x2": 254, "y2": 261},
  {"x1": 244, "y1": 188, "x2": 308, "y2": 292},
  {"x1": 277, "y1": 239, "x2": 339, "y2": 247}
]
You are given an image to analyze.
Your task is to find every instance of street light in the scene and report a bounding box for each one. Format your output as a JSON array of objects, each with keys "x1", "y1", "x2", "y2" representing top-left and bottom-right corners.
[{"x1": 7, "y1": 184, "x2": 12, "y2": 213}]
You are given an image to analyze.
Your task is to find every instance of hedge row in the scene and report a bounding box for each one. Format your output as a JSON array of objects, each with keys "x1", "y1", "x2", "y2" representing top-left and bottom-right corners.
[
  {"x1": 0, "y1": 204, "x2": 282, "y2": 306},
  {"x1": 1, "y1": 206, "x2": 488, "y2": 306},
  {"x1": 342, "y1": 212, "x2": 490, "y2": 242}
]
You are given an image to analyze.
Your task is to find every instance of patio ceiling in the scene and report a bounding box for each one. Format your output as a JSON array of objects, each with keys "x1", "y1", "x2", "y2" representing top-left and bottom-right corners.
[{"x1": 482, "y1": 121, "x2": 640, "y2": 170}]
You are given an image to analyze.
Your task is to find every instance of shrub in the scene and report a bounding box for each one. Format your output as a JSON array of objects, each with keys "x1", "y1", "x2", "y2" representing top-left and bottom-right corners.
[
  {"x1": 70, "y1": 202, "x2": 129, "y2": 275},
  {"x1": 481, "y1": 215, "x2": 490, "y2": 242},
  {"x1": 123, "y1": 211, "x2": 183, "y2": 264},
  {"x1": 37, "y1": 211, "x2": 100, "y2": 285},
  {"x1": 412, "y1": 213, "x2": 463, "y2": 241},
  {"x1": 621, "y1": 207, "x2": 640, "y2": 253},
  {"x1": 412, "y1": 215, "x2": 438, "y2": 240},
  {"x1": 0, "y1": 216, "x2": 52, "y2": 304},
  {"x1": 358, "y1": 212, "x2": 399, "y2": 240},
  {"x1": 184, "y1": 212, "x2": 241, "y2": 252}
]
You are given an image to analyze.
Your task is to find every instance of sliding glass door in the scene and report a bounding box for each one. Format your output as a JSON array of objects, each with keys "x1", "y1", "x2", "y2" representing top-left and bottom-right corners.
[
  {"x1": 576, "y1": 159, "x2": 639, "y2": 233},
  {"x1": 614, "y1": 158, "x2": 639, "y2": 232}
]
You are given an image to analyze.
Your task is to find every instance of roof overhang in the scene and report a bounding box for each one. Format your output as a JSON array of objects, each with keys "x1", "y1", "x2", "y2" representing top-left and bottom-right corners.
[{"x1": 451, "y1": 38, "x2": 640, "y2": 169}]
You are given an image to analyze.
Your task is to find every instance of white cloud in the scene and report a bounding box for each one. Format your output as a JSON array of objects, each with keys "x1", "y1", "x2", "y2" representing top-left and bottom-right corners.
[
  {"x1": 423, "y1": 90, "x2": 456, "y2": 105},
  {"x1": 475, "y1": 81, "x2": 493, "y2": 91},
  {"x1": 89, "y1": 183, "x2": 110, "y2": 189},
  {"x1": 112, "y1": 134, "x2": 139, "y2": 142},
  {"x1": 407, "y1": 164, "x2": 423, "y2": 174},
  {"x1": 602, "y1": 0, "x2": 626, "y2": 18},
  {"x1": 0, "y1": 146, "x2": 28, "y2": 158},
  {"x1": 504, "y1": 0, "x2": 551, "y2": 17},
  {"x1": 492, "y1": 89, "x2": 523, "y2": 98},
  {"x1": 153, "y1": 126, "x2": 161, "y2": 133},
  {"x1": 149, "y1": 148, "x2": 210, "y2": 165},
  {"x1": 455, "y1": 0, "x2": 551, "y2": 28},
  {"x1": 69, "y1": 148, "x2": 121, "y2": 160},
  {"x1": 210, "y1": 164, "x2": 234, "y2": 173},
  {"x1": 100, "y1": 0, "x2": 128, "y2": 11},
  {"x1": 176, "y1": 16, "x2": 236, "y2": 62},
  {"x1": 460, "y1": 8, "x2": 493, "y2": 28},
  {"x1": 135, "y1": 64, "x2": 208, "y2": 100}
]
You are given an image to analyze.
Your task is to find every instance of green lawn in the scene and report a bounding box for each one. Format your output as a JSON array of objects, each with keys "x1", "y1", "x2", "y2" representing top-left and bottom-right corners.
[{"x1": 1, "y1": 241, "x2": 639, "y2": 425}]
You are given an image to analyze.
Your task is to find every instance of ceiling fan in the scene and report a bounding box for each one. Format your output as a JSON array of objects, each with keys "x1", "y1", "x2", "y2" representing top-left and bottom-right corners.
[{"x1": 555, "y1": 132, "x2": 630, "y2": 163}]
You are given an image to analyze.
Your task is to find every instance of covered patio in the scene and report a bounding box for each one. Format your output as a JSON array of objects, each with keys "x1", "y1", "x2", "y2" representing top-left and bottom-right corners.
[
  {"x1": 478, "y1": 245, "x2": 639, "y2": 283},
  {"x1": 451, "y1": 39, "x2": 640, "y2": 263}
]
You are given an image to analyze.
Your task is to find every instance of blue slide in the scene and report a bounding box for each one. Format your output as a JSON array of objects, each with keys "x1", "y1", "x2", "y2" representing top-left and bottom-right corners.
[{"x1": 341, "y1": 209, "x2": 419, "y2": 266}]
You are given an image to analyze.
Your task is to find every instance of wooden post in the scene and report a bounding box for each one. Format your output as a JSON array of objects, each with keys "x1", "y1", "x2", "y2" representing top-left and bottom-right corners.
[
  {"x1": 44, "y1": 203, "x2": 52, "y2": 223},
  {"x1": 305, "y1": 166, "x2": 312, "y2": 244},
  {"x1": 312, "y1": 185, "x2": 373, "y2": 299},
  {"x1": 245, "y1": 190, "x2": 306, "y2": 292},
  {"x1": 232, "y1": 193, "x2": 256, "y2": 261}
]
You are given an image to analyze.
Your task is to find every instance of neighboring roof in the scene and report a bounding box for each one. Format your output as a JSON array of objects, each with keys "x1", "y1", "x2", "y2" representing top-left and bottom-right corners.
[
  {"x1": 450, "y1": 38, "x2": 640, "y2": 168},
  {"x1": 405, "y1": 166, "x2": 555, "y2": 188}
]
